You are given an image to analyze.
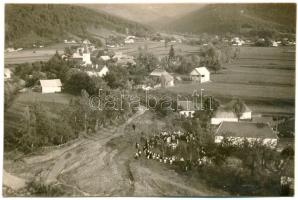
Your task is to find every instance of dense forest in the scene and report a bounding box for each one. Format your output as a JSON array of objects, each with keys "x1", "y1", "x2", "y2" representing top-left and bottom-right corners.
[
  {"x1": 5, "y1": 4, "x2": 151, "y2": 48},
  {"x1": 165, "y1": 4, "x2": 296, "y2": 36}
]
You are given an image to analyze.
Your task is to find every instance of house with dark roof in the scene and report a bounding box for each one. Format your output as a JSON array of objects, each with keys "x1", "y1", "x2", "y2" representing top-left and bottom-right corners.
[
  {"x1": 211, "y1": 100, "x2": 252, "y2": 125},
  {"x1": 177, "y1": 100, "x2": 196, "y2": 118},
  {"x1": 215, "y1": 121, "x2": 278, "y2": 148}
]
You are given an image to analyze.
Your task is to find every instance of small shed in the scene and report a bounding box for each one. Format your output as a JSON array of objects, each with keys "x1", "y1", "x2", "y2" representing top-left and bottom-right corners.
[
  {"x1": 40, "y1": 79, "x2": 62, "y2": 94},
  {"x1": 190, "y1": 67, "x2": 210, "y2": 83}
]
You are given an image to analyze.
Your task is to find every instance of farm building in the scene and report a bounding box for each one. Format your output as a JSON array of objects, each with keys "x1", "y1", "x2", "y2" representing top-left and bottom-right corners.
[
  {"x1": 40, "y1": 79, "x2": 62, "y2": 94},
  {"x1": 211, "y1": 100, "x2": 252, "y2": 125},
  {"x1": 161, "y1": 73, "x2": 174, "y2": 88},
  {"x1": 214, "y1": 121, "x2": 278, "y2": 148},
  {"x1": 177, "y1": 100, "x2": 196, "y2": 118},
  {"x1": 4, "y1": 68, "x2": 12, "y2": 80},
  {"x1": 190, "y1": 67, "x2": 210, "y2": 83}
]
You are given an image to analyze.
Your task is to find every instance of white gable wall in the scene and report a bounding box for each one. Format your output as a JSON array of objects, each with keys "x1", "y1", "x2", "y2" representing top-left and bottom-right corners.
[
  {"x1": 211, "y1": 117, "x2": 238, "y2": 125},
  {"x1": 42, "y1": 86, "x2": 61, "y2": 94}
]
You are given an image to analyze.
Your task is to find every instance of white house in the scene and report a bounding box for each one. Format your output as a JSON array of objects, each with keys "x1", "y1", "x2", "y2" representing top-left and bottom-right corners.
[
  {"x1": 100, "y1": 56, "x2": 110, "y2": 62},
  {"x1": 124, "y1": 39, "x2": 135, "y2": 44},
  {"x1": 82, "y1": 39, "x2": 91, "y2": 45},
  {"x1": 272, "y1": 41, "x2": 279, "y2": 47},
  {"x1": 82, "y1": 45, "x2": 92, "y2": 65},
  {"x1": 231, "y1": 37, "x2": 245, "y2": 46},
  {"x1": 190, "y1": 67, "x2": 210, "y2": 83},
  {"x1": 40, "y1": 79, "x2": 62, "y2": 94},
  {"x1": 177, "y1": 100, "x2": 196, "y2": 118},
  {"x1": 4, "y1": 68, "x2": 11, "y2": 80},
  {"x1": 86, "y1": 65, "x2": 109, "y2": 78},
  {"x1": 211, "y1": 100, "x2": 252, "y2": 125},
  {"x1": 215, "y1": 121, "x2": 278, "y2": 148}
]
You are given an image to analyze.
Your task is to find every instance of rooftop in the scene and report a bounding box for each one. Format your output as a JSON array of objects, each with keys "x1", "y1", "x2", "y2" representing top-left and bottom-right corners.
[
  {"x1": 190, "y1": 67, "x2": 209, "y2": 75},
  {"x1": 215, "y1": 121, "x2": 278, "y2": 139},
  {"x1": 40, "y1": 79, "x2": 62, "y2": 88},
  {"x1": 150, "y1": 68, "x2": 169, "y2": 77}
]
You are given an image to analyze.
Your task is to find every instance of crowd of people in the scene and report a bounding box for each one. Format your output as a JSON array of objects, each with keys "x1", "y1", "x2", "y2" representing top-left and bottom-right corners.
[{"x1": 133, "y1": 130, "x2": 211, "y2": 171}]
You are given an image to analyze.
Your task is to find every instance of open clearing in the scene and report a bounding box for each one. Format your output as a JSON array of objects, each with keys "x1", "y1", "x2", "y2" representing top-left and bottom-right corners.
[{"x1": 165, "y1": 46, "x2": 295, "y2": 115}]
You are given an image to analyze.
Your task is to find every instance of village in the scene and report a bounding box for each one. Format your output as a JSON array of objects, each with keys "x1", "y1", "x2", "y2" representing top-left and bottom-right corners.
[{"x1": 3, "y1": 3, "x2": 295, "y2": 197}]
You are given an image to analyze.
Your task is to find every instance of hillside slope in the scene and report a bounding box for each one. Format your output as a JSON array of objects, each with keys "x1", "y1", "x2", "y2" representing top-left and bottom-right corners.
[
  {"x1": 82, "y1": 4, "x2": 204, "y2": 29},
  {"x1": 165, "y1": 4, "x2": 296, "y2": 34},
  {"x1": 5, "y1": 4, "x2": 151, "y2": 48}
]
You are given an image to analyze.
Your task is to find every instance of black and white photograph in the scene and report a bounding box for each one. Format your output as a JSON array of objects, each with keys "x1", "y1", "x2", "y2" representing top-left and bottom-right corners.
[{"x1": 2, "y1": 0, "x2": 296, "y2": 197}]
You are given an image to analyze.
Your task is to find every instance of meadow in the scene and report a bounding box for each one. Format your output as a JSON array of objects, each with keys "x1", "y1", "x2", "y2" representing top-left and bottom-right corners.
[
  {"x1": 165, "y1": 46, "x2": 295, "y2": 115},
  {"x1": 4, "y1": 44, "x2": 72, "y2": 64}
]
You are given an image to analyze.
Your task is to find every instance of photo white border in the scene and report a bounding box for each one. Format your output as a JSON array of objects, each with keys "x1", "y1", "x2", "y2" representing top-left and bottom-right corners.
[{"x1": 0, "y1": 0, "x2": 297, "y2": 200}]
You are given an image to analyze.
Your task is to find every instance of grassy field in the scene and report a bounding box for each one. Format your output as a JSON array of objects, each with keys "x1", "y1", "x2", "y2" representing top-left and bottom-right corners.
[
  {"x1": 4, "y1": 43, "x2": 74, "y2": 64},
  {"x1": 164, "y1": 46, "x2": 295, "y2": 115}
]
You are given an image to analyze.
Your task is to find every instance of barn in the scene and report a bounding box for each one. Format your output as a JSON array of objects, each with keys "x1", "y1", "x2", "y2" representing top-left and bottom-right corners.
[
  {"x1": 215, "y1": 121, "x2": 278, "y2": 148},
  {"x1": 40, "y1": 79, "x2": 62, "y2": 94},
  {"x1": 190, "y1": 67, "x2": 210, "y2": 83}
]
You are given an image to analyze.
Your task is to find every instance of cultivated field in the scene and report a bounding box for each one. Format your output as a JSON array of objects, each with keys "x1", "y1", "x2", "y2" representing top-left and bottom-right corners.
[
  {"x1": 165, "y1": 46, "x2": 295, "y2": 115},
  {"x1": 112, "y1": 40, "x2": 200, "y2": 57}
]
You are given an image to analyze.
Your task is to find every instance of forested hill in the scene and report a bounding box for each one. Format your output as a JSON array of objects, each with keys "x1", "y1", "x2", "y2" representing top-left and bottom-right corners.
[
  {"x1": 5, "y1": 4, "x2": 151, "y2": 48},
  {"x1": 165, "y1": 4, "x2": 296, "y2": 35}
]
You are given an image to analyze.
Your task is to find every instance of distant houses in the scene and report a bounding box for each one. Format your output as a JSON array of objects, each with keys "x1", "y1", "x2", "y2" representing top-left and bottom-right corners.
[
  {"x1": 215, "y1": 121, "x2": 278, "y2": 148},
  {"x1": 190, "y1": 67, "x2": 210, "y2": 83},
  {"x1": 124, "y1": 36, "x2": 135, "y2": 44},
  {"x1": 40, "y1": 79, "x2": 62, "y2": 94},
  {"x1": 113, "y1": 52, "x2": 136, "y2": 66},
  {"x1": 211, "y1": 100, "x2": 252, "y2": 125},
  {"x1": 177, "y1": 100, "x2": 196, "y2": 118}
]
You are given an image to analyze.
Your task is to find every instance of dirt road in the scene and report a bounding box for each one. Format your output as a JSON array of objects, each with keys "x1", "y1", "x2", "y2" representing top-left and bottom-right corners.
[{"x1": 4, "y1": 108, "x2": 227, "y2": 196}]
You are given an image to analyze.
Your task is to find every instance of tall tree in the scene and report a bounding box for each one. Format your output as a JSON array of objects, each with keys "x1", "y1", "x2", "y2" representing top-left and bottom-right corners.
[{"x1": 233, "y1": 98, "x2": 245, "y2": 120}]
